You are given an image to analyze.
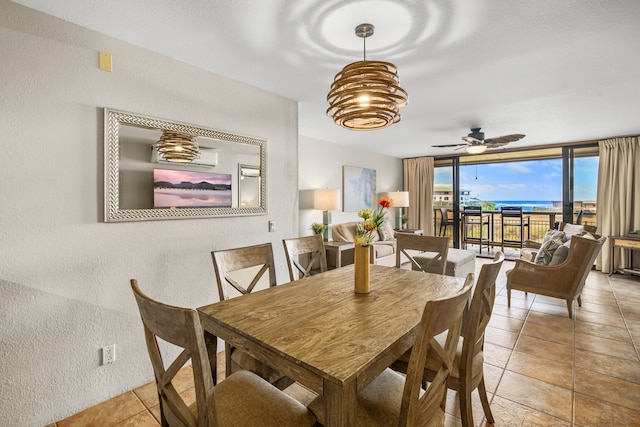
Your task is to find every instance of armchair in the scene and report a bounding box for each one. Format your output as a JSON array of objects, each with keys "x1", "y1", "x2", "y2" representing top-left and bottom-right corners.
[
  {"x1": 520, "y1": 222, "x2": 598, "y2": 262},
  {"x1": 506, "y1": 234, "x2": 605, "y2": 318}
]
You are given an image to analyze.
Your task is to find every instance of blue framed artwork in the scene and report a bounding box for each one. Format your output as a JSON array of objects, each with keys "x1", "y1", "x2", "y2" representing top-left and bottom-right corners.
[{"x1": 342, "y1": 165, "x2": 376, "y2": 212}]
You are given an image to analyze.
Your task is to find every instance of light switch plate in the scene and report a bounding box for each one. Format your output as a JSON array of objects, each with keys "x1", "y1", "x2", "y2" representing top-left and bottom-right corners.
[{"x1": 99, "y1": 52, "x2": 113, "y2": 72}]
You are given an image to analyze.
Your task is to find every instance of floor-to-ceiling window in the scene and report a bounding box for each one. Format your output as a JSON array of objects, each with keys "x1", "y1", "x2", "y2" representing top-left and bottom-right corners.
[{"x1": 433, "y1": 144, "x2": 598, "y2": 247}]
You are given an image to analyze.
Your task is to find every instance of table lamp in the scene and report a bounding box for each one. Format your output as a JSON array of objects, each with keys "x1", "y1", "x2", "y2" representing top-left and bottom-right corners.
[
  {"x1": 313, "y1": 189, "x2": 340, "y2": 241},
  {"x1": 388, "y1": 191, "x2": 409, "y2": 230}
]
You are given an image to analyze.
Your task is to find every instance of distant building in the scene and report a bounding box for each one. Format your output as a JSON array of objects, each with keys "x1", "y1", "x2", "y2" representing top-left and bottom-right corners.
[{"x1": 433, "y1": 184, "x2": 471, "y2": 205}]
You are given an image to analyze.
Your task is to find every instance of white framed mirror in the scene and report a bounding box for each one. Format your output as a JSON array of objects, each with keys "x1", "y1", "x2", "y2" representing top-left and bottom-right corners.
[{"x1": 104, "y1": 108, "x2": 266, "y2": 222}]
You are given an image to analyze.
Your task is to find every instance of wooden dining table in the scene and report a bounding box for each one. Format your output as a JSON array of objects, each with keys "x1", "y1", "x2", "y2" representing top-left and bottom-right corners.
[{"x1": 197, "y1": 264, "x2": 468, "y2": 427}]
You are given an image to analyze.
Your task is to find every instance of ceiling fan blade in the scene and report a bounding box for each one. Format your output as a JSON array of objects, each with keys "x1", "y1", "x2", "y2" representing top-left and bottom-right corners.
[
  {"x1": 484, "y1": 134, "x2": 526, "y2": 145},
  {"x1": 462, "y1": 136, "x2": 483, "y2": 144},
  {"x1": 431, "y1": 143, "x2": 467, "y2": 148}
]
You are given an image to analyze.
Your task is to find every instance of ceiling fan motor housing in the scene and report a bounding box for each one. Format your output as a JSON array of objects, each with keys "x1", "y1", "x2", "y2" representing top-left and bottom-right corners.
[{"x1": 469, "y1": 128, "x2": 485, "y2": 140}]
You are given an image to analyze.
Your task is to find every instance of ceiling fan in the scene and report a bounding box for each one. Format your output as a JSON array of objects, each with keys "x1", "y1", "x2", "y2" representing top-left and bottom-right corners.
[{"x1": 432, "y1": 128, "x2": 526, "y2": 154}]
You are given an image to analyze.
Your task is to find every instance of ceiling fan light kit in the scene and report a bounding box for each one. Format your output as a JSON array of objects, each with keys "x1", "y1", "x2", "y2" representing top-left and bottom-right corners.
[
  {"x1": 466, "y1": 144, "x2": 487, "y2": 154},
  {"x1": 327, "y1": 23, "x2": 408, "y2": 130}
]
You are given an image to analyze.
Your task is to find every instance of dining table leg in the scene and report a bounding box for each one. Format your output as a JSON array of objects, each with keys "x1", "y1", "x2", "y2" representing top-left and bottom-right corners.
[{"x1": 323, "y1": 379, "x2": 357, "y2": 427}]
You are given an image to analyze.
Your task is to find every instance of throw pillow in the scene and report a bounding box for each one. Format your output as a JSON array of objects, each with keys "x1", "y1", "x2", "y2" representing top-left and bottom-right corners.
[
  {"x1": 534, "y1": 238, "x2": 563, "y2": 265},
  {"x1": 549, "y1": 245, "x2": 569, "y2": 265},
  {"x1": 542, "y1": 229, "x2": 566, "y2": 244},
  {"x1": 378, "y1": 221, "x2": 395, "y2": 241},
  {"x1": 562, "y1": 223, "x2": 584, "y2": 239}
]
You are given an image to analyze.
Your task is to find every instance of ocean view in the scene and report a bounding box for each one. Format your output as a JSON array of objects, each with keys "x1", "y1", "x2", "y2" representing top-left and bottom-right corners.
[{"x1": 489, "y1": 200, "x2": 559, "y2": 212}]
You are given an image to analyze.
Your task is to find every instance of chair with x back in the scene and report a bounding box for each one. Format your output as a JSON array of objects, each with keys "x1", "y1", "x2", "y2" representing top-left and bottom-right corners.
[
  {"x1": 308, "y1": 275, "x2": 474, "y2": 426},
  {"x1": 282, "y1": 234, "x2": 328, "y2": 281},
  {"x1": 130, "y1": 279, "x2": 316, "y2": 427},
  {"x1": 396, "y1": 233, "x2": 450, "y2": 275},
  {"x1": 211, "y1": 243, "x2": 292, "y2": 389},
  {"x1": 425, "y1": 252, "x2": 504, "y2": 426},
  {"x1": 390, "y1": 253, "x2": 504, "y2": 426}
]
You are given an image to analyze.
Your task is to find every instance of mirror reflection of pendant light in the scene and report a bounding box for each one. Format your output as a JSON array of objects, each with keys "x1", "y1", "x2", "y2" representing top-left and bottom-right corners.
[
  {"x1": 327, "y1": 23, "x2": 408, "y2": 130},
  {"x1": 156, "y1": 130, "x2": 200, "y2": 163}
]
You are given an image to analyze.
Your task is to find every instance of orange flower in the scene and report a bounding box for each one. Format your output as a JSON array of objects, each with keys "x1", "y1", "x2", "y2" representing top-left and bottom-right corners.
[{"x1": 379, "y1": 196, "x2": 393, "y2": 209}]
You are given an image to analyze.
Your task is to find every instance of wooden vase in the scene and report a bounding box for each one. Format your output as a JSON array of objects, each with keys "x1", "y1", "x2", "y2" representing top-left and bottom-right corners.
[{"x1": 354, "y1": 244, "x2": 371, "y2": 293}]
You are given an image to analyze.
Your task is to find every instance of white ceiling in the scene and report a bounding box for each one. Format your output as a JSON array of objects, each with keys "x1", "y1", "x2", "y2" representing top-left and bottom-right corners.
[{"x1": 12, "y1": 0, "x2": 640, "y2": 158}]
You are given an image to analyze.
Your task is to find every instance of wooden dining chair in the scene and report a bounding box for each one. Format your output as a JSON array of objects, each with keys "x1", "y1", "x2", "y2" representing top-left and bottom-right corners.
[
  {"x1": 392, "y1": 252, "x2": 505, "y2": 427},
  {"x1": 396, "y1": 233, "x2": 450, "y2": 275},
  {"x1": 211, "y1": 243, "x2": 292, "y2": 389},
  {"x1": 282, "y1": 234, "x2": 328, "y2": 281},
  {"x1": 308, "y1": 275, "x2": 474, "y2": 427},
  {"x1": 130, "y1": 279, "x2": 316, "y2": 427}
]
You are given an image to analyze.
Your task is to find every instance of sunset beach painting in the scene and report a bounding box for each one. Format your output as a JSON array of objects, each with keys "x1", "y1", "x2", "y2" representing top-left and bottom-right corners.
[{"x1": 153, "y1": 169, "x2": 232, "y2": 208}]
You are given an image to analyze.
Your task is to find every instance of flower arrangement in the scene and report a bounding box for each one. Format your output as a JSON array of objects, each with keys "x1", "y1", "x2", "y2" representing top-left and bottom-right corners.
[
  {"x1": 310, "y1": 222, "x2": 327, "y2": 235},
  {"x1": 355, "y1": 196, "x2": 393, "y2": 246}
]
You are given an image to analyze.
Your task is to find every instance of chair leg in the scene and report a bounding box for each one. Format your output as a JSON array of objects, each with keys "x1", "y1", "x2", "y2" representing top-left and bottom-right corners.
[
  {"x1": 507, "y1": 288, "x2": 511, "y2": 307},
  {"x1": 577, "y1": 295, "x2": 582, "y2": 307},
  {"x1": 204, "y1": 331, "x2": 218, "y2": 385},
  {"x1": 225, "y1": 343, "x2": 234, "y2": 378},
  {"x1": 478, "y1": 377, "x2": 494, "y2": 423},
  {"x1": 566, "y1": 299, "x2": 573, "y2": 319},
  {"x1": 459, "y1": 388, "x2": 474, "y2": 427},
  {"x1": 159, "y1": 397, "x2": 169, "y2": 427}
]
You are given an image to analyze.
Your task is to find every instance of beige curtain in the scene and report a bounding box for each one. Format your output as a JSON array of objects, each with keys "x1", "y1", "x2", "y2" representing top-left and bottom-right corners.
[
  {"x1": 403, "y1": 157, "x2": 434, "y2": 235},
  {"x1": 596, "y1": 136, "x2": 640, "y2": 272}
]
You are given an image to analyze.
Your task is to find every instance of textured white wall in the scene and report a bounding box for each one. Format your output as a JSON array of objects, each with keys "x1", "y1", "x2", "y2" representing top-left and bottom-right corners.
[
  {"x1": 0, "y1": 2, "x2": 298, "y2": 425},
  {"x1": 298, "y1": 135, "x2": 404, "y2": 236}
]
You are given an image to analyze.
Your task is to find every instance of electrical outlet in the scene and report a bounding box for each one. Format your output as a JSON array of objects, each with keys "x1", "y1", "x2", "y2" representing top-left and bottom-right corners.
[{"x1": 102, "y1": 344, "x2": 116, "y2": 365}]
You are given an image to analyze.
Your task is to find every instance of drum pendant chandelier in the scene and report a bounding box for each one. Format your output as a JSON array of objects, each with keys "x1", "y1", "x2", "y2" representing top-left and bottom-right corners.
[
  {"x1": 327, "y1": 23, "x2": 408, "y2": 130},
  {"x1": 156, "y1": 130, "x2": 200, "y2": 163}
]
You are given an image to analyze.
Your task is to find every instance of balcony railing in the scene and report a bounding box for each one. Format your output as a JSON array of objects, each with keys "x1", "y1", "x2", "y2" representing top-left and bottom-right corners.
[{"x1": 435, "y1": 210, "x2": 597, "y2": 247}]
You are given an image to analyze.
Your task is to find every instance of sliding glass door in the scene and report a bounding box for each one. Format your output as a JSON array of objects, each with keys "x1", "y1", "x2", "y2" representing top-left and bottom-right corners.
[{"x1": 434, "y1": 144, "x2": 598, "y2": 248}]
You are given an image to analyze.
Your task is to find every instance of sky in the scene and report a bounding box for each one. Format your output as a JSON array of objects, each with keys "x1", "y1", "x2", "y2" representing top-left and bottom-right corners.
[
  {"x1": 153, "y1": 169, "x2": 231, "y2": 185},
  {"x1": 434, "y1": 157, "x2": 598, "y2": 202}
]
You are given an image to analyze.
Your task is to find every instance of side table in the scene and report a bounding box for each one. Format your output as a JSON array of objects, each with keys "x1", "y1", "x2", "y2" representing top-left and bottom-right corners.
[
  {"x1": 324, "y1": 241, "x2": 355, "y2": 270},
  {"x1": 395, "y1": 229, "x2": 424, "y2": 235},
  {"x1": 609, "y1": 235, "x2": 640, "y2": 276}
]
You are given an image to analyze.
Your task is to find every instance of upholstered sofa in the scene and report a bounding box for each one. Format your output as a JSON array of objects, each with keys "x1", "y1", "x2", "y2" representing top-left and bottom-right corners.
[
  {"x1": 332, "y1": 222, "x2": 397, "y2": 266},
  {"x1": 331, "y1": 222, "x2": 476, "y2": 277},
  {"x1": 413, "y1": 248, "x2": 476, "y2": 278}
]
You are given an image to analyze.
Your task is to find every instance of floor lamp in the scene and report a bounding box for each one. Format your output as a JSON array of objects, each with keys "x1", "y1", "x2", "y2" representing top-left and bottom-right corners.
[
  {"x1": 313, "y1": 189, "x2": 340, "y2": 241},
  {"x1": 389, "y1": 191, "x2": 409, "y2": 230}
]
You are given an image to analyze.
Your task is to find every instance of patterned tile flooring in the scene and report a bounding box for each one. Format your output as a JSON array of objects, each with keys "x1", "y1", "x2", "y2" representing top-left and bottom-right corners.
[{"x1": 51, "y1": 258, "x2": 640, "y2": 426}]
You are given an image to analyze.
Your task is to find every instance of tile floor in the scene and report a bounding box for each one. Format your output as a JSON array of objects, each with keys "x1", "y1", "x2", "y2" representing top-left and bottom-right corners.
[{"x1": 51, "y1": 258, "x2": 640, "y2": 427}]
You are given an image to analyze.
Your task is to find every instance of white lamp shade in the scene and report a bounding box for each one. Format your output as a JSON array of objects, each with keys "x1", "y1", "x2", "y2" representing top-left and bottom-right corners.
[
  {"x1": 388, "y1": 191, "x2": 410, "y2": 207},
  {"x1": 313, "y1": 189, "x2": 340, "y2": 211},
  {"x1": 466, "y1": 144, "x2": 487, "y2": 154}
]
